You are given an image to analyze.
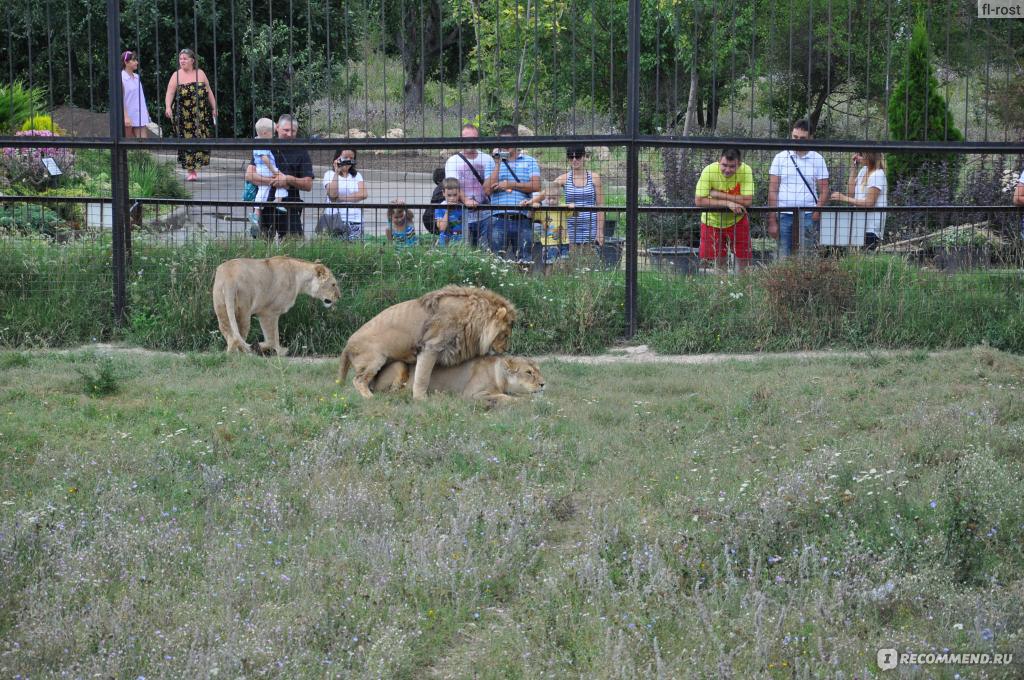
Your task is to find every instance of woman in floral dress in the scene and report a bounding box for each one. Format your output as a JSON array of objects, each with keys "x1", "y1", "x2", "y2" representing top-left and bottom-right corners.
[{"x1": 163, "y1": 48, "x2": 218, "y2": 181}]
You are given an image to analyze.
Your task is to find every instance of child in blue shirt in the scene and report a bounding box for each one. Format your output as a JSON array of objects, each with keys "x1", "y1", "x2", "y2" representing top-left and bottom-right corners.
[
  {"x1": 386, "y1": 200, "x2": 417, "y2": 247},
  {"x1": 434, "y1": 178, "x2": 464, "y2": 247}
]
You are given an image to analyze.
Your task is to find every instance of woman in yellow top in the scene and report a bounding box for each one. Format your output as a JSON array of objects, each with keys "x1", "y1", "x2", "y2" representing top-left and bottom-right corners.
[
  {"x1": 694, "y1": 148, "x2": 754, "y2": 270},
  {"x1": 164, "y1": 48, "x2": 218, "y2": 181}
]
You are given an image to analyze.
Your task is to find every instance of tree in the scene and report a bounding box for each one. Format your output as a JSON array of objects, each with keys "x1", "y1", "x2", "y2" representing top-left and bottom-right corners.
[
  {"x1": 756, "y1": 0, "x2": 903, "y2": 137},
  {"x1": 886, "y1": 13, "x2": 963, "y2": 196}
]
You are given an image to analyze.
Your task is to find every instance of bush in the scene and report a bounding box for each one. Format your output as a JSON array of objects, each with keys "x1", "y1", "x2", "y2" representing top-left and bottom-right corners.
[
  {"x1": 641, "y1": 149, "x2": 701, "y2": 247},
  {"x1": 0, "y1": 203, "x2": 68, "y2": 237},
  {"x1": 0, "y1": 130, "x2": 76, "y2": 190},
  {"x1": 20, "y1": 114, "x2": 64, "y2": 135},
  {"x1": 0, "y1": 82, "x2": 45, "y2": 135},
  {"x1": 760, "y1": 258, "x2": 855, "y2": 333}
]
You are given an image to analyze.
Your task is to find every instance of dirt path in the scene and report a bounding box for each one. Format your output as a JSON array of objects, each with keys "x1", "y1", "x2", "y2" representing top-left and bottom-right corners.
[{"x1": 45, "y1": 343, "x2": 956, "y2": 365}]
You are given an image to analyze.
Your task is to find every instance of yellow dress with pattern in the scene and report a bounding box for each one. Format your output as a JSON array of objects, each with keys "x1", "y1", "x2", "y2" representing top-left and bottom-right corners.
[{"x1": 171, "y1": 81, "x2": 211, "y2": 171}]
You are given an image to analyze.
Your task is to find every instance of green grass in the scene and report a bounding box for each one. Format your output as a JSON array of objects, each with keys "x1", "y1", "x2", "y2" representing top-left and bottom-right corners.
[
  {"x1": 1, "y1": 347, "x2": 1022, "y2": 676},
  {"x1": 3, "y1": 240, "x2": 1024, "y2": 354}
]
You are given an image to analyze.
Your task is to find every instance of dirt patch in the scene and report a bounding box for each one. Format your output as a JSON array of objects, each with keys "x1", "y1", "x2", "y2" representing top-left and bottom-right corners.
[
  {"x1": 49, "y1": 343, "x2": 954, "y2": 366},
  {"x1": 51, "y1": 105, "x2": 116, "y2": 137}
]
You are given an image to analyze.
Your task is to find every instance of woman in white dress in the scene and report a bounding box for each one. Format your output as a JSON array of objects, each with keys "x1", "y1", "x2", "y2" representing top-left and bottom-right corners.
[
  {"x1": 120, "y1": 51, "x2": 150, "y2": 138},
  {"x1": 831, "y1": 151, "x2": 887, "y2": 249}
]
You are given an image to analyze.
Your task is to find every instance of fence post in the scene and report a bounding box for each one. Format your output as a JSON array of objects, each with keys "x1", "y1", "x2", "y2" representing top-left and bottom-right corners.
[
  {"x1": 793, "y1": 209, "x2": 801, "y2": 255},
  {"x1": 624, "y1": 0, "x2": 641, "y2": 338},
  {"x1": 106, "y1": 0, "x2": 129, "y2": 326}
]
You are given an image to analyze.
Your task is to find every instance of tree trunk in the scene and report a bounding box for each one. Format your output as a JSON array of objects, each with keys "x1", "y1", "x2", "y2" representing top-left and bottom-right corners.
[{"x1": 682, "y1": 64, "x2": 698, "y2": 137}]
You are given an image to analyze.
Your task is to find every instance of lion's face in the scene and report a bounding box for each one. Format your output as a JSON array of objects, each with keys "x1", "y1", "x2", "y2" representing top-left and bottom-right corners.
[
  {"x1": 313, "y1": 264, "x2": 342, "y2": 308},
  {"x1": 502, "y1": 357, "x2": 545, "y2": 395},
  {"x1": 489, "y1": 325, "x2": 512, "y2": 354}
]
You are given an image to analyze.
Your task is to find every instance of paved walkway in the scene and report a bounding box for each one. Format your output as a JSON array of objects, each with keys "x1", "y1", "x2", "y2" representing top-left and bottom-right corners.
[{"x1": 153, "y1": 151, "x2": 438, "y2": 241}]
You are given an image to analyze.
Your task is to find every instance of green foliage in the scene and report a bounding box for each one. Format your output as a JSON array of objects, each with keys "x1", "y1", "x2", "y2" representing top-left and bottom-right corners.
[
  {"x1": 0, "y1": 203, "x2": 68, "y2": 238},
  {"x1": 20, "y1": 114, "x2": 63, "y2": 134},
  {"x1": 76, "y1": 356, "x2": 121, "y2": 397},
  {"x1": 887, "y1": 15, "x2": 964, "y2": 196},
  {"x1": 758, "y1": 0, "x2": 902, "y2": 136},
  {"x1": 3, "y1": 348, "x2": 1023, "y2": 674},
  {"x1": 127, "y1": 151, "x2": 189, "y2": 199},
  {"x1": 0, "y1": 82, "x2": 45, "y2": 135},
  {"x1": 3, "y1": 240, "x2": 1024, "y2": 354}
]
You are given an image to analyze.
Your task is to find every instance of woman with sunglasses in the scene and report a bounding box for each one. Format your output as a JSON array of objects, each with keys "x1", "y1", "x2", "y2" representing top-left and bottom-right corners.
[
  {"x1": 120, "y1": 51, "x2": 151, "y2": 138},
  {"x1": 553, "y1": 145, "x2": 604, "y2": 248}
]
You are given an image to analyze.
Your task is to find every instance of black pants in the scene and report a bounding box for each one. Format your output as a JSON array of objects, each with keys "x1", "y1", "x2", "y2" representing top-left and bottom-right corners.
[{"x1": 260, "y1": 205, "x2": 304, "y2": 239}]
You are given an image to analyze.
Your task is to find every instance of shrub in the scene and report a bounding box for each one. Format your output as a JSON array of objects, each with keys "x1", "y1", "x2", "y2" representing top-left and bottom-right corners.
[
  {"x1": 20, "y1": 114, "x2": 64, "y2": 135},
  {"x1": 0, "y1": 82, "x2": 45, "y2": 134},
  {"x1": 887, "y1": 15, "x2": 963, "y2": 199},
  {"x1": 0, "y1": 203, "x2": 68, "y2": 237},
  {"x1": 762, "y1": 257, "x2": 854, "y2": 332},
  {"x1": 76, "y1": 357, "x2": 121, "y2": 397},
  {"x1": 0, "y1": 130, "x2": 76, "y2": 190}
]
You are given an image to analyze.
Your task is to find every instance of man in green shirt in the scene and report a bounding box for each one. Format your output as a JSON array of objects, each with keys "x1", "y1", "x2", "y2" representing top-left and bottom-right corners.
[{"x1": 694, "y1": 148, "x2": 754, "y2": 271}]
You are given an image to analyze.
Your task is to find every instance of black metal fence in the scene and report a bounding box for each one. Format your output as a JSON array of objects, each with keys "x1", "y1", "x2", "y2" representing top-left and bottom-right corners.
[{"x1": 2, "y1": 0, "x2": 1024, "y2": 346}]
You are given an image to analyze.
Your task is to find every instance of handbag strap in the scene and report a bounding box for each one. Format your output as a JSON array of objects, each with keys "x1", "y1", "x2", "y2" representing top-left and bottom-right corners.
[
  {"x1": 789, "y1": 154, "x2": 819, "y2": 206},
  {"x1": 458, "y1": 153, "x2": 486, "y2": 187}
]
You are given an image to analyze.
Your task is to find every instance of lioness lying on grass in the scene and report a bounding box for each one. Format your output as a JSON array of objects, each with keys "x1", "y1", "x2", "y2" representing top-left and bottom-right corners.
[
  {"x1": 339, "y1": 285, "x2": 517, "y2": 400},
  {"x1": 369, "y1": 355, "x2": 545, "y2": 406},
  {"x1": 213, "y1": 256, "x2": 341, "y2": 356}
]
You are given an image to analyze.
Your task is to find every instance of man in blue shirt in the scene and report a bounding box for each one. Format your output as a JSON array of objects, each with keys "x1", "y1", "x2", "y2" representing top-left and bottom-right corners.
[{"x1": 483, "y1": 125, "x2": 541, "y2": 262}]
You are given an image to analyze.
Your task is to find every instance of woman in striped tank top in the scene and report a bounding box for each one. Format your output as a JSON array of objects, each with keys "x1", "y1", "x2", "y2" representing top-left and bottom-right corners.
[{"x1": 554, "y1": 144, "x2": 605, "y2": 247}]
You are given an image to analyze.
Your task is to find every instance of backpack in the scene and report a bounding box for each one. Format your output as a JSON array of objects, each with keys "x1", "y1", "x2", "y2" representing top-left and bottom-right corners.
[{"x1": 422, "y1": 183, "x2": 446, "y2": 235}]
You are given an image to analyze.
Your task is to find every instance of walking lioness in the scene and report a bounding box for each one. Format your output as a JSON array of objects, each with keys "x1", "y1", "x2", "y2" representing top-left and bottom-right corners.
[{"x1": 213, "y1": 256, "x2": 341, "y2": 356}]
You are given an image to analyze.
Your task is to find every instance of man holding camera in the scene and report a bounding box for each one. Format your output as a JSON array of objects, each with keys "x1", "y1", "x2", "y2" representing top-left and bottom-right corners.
[
  {"x1": 244, "y1": 114, "x2": 314, "y2": 239},
  {"x1": 483, "y1": 125, "x2": 541, "y2": 262}
]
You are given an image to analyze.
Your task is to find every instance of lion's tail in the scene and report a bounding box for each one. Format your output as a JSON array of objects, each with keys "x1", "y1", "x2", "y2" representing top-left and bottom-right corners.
[
  {"x1": 338, "y1": 348, "x2": 351, "y2": 384},
  {"x1": 220, "y1": 275, "x2": 245, "y2": 347}
]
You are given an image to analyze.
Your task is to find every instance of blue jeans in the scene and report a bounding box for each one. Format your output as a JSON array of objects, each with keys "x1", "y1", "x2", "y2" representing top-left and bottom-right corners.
[
  {"x1": 778, "y1": 211, "x2": 819, "y2": 257},
  {"x1": 489, "y1": 214, "x2": 533, "y2": 261},
  {"x1": 469, "y1": 216, "x2": 491, "y2": 249}
]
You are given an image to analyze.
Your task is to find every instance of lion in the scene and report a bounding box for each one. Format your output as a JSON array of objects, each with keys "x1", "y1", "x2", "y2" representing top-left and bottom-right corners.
[
  {"x1": 370, "y1": 355, "x2": 545, "y2": 406},
  {"x1": 338, "y1": 285, "x2": 516, "y2": 400},
  {"x1": 212, "y1": 256, "x2": 341, "y2": 356}
]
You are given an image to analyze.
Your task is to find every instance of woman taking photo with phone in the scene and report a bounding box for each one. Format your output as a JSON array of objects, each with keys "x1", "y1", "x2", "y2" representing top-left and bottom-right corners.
[{"x1": 831, "y1": 151, "x2": 887, "y2": 249}]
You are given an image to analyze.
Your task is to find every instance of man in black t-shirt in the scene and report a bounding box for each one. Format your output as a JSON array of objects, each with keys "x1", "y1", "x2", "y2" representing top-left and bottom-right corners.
[{"x1": 244, "y1": 114, "x2": 313, "y2": 239}]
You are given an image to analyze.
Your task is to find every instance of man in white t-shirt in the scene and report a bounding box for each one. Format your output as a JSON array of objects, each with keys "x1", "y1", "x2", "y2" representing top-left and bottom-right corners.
[
  {"x1": 445, "y1": 124, "x2": 495, "y2": 247},
  {"x1": 1015, "y1": 169, "x2": 1024, "y2": 238},
  {"x1": 768, "y1": 119, "x2": 830, "y2": 256}
]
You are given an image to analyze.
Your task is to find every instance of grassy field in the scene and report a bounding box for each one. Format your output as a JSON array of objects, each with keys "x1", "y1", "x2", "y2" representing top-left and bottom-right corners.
[{"x1": 1, "y1": 347, "x2": 1022, "y2": 677}]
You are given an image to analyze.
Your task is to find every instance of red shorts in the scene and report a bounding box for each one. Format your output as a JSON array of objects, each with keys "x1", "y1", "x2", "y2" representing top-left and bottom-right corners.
[{"x1": 699, "y1": 217, "x2": 752, "y2": 260}]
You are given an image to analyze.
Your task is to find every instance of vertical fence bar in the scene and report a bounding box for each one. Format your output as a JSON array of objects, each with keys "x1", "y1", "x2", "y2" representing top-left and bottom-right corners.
[
  {"x1": 625, "y1": 0, "x2": 640, "y2": 337},
  {"x1": 107, "y1": 0, "x2": 129, "y2": 325}
]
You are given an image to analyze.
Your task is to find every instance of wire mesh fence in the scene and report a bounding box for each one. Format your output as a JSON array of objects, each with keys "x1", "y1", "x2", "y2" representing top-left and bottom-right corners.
[{"x1": 2, "y1": 0, "x2": 1024, "y2": 351}]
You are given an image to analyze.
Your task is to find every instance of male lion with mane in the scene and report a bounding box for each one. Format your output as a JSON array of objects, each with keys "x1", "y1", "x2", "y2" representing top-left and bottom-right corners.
[
  {"x1": 213, "y1": 256, "x2": 340, "y2": 356},
  {"x1": 370, "y1": 355, "x2": 544, "y2": 406},
  {"x1": 338, "y1": 285, "x2": 516, "y2": 400}
]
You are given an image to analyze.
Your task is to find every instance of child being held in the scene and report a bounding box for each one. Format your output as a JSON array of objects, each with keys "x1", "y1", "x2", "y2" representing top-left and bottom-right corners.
[
  {"x1": 524, "y1": 181, "x2": 569, "y2": 265},
  {"x1": 386, "y1": 200, "x2": 417, "y2": 247},
  {"x1": 434, "y1": 177, "x2": 464, "y2": 247},
  {"x1": 248, "y1": 117, "x2": 286, "y2": 228}
]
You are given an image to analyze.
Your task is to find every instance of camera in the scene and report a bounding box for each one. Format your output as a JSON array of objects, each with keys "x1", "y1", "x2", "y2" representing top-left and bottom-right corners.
[
  {"x1": 338, "y1": 158, "x2": 354, "y2": 167},
  {"x1": 493, "y1": 150, "x2": 510, "y2": 160}
]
